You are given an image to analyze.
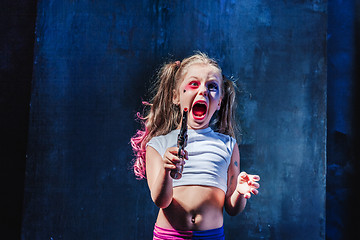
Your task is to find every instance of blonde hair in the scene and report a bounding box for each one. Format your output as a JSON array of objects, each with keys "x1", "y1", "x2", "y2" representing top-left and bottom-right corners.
[{"x1": 131, "y1": 52, "x2": 238, "y2": 179}]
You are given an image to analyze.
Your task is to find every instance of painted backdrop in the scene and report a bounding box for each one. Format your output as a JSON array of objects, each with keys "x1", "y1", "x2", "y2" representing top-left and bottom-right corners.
[{"x1": 22, "y1": 1, "x2": 327, "y2": 239}]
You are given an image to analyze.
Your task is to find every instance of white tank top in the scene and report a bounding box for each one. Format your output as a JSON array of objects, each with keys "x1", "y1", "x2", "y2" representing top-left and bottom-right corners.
[{"x1": 147, "y1": 127, "x2": 236, "y2": 193}]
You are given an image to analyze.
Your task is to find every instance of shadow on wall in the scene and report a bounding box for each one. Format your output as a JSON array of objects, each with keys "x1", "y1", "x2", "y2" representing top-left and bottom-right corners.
[
  {"x1": 0, "y1": 1, "x2": 37, "y2": 239},
  {"x1": 326, "y1": 0, "x2": 360, "y2": 239}
]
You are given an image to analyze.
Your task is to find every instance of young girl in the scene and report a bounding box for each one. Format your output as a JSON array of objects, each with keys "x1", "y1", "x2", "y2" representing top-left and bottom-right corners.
[{"x1": 131, "y1": 52, "x2": 260, "y2": 239}]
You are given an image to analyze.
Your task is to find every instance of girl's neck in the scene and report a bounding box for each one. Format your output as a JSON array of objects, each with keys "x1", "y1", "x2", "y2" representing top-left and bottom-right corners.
[{"x1": 177, "y1": 124, "x2": 210, "y2": 130}]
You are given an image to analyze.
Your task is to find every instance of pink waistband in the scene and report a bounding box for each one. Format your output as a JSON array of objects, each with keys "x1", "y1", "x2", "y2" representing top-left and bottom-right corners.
[
  {"x1": 153, "y1": 224, "x2": 193, "y2": 239},
  {"x1": 153, "y1": 224, "x2": 225, "y2": 240}
]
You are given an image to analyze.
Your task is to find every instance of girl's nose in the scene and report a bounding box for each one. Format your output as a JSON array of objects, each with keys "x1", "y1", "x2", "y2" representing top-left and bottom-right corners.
[{"x1": 198, "y1": 86, "x2": 208, "y2": 96}]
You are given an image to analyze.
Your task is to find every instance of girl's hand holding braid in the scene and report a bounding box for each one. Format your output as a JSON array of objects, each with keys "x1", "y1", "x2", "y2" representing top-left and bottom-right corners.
[{"x1": 236, "y1": 172, "x2": 260, "y2": 199}]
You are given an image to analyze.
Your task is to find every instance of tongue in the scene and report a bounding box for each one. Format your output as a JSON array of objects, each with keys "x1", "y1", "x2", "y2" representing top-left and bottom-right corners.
[{"x1": 193, "y1": 104, "x2": 207, "y2": 116}]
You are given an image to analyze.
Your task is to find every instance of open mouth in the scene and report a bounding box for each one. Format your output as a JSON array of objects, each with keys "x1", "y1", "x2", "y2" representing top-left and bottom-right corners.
[{"x1": 192, "y1": 101, "x2": 207, "y2": 120}]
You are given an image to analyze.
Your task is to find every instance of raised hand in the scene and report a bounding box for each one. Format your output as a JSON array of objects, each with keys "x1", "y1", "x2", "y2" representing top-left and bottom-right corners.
[{"x1": 236, "y1": 172, "x2": 260, "y2": 199}]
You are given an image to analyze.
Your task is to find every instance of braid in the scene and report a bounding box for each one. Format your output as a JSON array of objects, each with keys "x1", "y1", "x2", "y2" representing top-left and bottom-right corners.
[
  {"x1": 147, "y1": 61, "x2": 182, "y2": 136},
  {"x1": 213, "y1": 75, "x2": 238, "y2": 138},
  {"x1": 130, "y1": 61, "x2": 181, "y2": 179}
]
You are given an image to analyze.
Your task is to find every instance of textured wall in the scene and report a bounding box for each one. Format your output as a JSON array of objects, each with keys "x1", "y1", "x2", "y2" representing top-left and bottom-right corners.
[
  {"x1": 326, "y1": 0, "x2": 360, "y2": 239},
  {"x1": 22, "y1": 1, "x2": 327, "y2": 239}
]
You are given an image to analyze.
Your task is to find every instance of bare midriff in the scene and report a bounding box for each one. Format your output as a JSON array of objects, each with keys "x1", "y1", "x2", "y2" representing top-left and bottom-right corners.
[{"x1": 155, "y1": 185, "x2": 225, "y2": 231}]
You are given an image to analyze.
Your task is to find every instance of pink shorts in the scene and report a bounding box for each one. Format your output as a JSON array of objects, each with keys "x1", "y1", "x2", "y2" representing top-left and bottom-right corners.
[{"x1": 153, "y1": 224, "x2": 225, "y2": 240}]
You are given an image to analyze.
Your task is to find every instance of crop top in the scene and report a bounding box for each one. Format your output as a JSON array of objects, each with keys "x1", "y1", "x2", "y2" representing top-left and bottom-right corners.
[{"x1": 147, "y1": 127, "x2": 236, "y2": 193}]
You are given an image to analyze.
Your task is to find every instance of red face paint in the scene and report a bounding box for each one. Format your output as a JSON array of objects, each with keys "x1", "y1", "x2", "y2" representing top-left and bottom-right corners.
[{"x1": 185, "y1": 81, "x2": 200, "y2": 91}]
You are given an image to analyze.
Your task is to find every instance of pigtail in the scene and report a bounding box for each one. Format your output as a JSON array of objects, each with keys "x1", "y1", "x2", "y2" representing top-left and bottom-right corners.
[
  {"x1": 213, "y1": 75, "x2": 239, "y2": 139},
  {"x1": 130, "y1": 61, "x2": 181, "y2": 179},
  {"x1": 147, "y1": 61, "x2": 182, "y2": 136}
]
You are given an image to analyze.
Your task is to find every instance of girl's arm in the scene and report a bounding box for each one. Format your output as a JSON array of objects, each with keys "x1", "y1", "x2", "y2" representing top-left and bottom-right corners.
[
  {"x1": 224, "y1": 144, "x2": 246, "y2": 216},
  {"x1": 224, "y1": 144, "x2": 260, "y2": 216},
  {"x1": 146, "y1": 146, "x2": 185, "y2": 208}
]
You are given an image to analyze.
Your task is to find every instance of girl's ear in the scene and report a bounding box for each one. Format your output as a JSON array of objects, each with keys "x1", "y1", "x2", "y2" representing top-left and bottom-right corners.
[{"x1": 172, "y1": 89, "x2": 180, "y2": 105}]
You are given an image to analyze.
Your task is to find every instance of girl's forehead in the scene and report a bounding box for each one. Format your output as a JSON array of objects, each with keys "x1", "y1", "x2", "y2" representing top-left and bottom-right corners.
[{"x1": 182, "y1": 63, "x2": 222, "y2": 81}]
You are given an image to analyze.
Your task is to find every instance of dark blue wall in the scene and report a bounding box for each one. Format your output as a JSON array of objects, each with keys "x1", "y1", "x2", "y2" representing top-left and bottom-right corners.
[
  {"x1": 21, "y1": 1, "x2": 327, "y2": 239},
  {"x1": 326, "y1": 0, "x2": 360, "y2": 239}
]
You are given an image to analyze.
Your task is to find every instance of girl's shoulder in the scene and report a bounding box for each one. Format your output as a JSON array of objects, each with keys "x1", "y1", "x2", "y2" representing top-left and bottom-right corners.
[
  {"x1": 209, "y1": 130, "x2": 237, "y2": 154},
  {"x1": 208, "y1": 129, "x2": 237, "y2": 145},
  {"x1": 189, "y1": 127, "x2": 237, "y2": 153},
  {"x1": 213, "y1": 131, "x2": 236, "y2": 143},
  {"x1": 146, "y1": 129, "x2": 179, "y2": 156},
  {"x1": 149, "y1": 129, "x2": 179, "y2": 143}
]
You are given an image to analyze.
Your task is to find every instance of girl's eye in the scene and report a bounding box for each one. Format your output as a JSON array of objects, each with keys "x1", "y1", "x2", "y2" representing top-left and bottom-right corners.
[
  {"x1": 188, "y1": 81, "x2": 199, "y2": 87},
  {"x1": 208, "y1": 83, "x2": 219, "y2": 91}
]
